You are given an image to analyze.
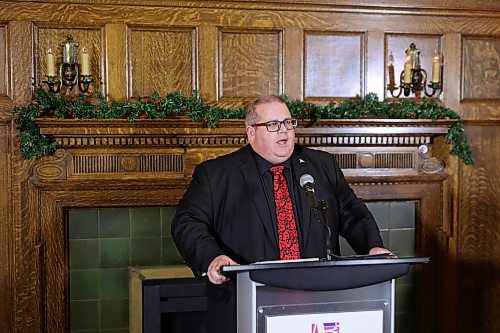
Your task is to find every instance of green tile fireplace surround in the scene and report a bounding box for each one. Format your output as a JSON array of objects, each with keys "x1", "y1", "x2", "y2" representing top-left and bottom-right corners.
[
  {"x1": 68, "y1": 206, "x2": 183, "y2": 333},
  {"x1": 68, "y1": 202, "x2": 416, "y2": 333}
]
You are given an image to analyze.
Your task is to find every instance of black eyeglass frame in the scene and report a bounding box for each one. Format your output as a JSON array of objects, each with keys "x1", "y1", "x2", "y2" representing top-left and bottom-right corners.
[{"x1": 251, "y1": 118, "x2": 298, "y2": 132}]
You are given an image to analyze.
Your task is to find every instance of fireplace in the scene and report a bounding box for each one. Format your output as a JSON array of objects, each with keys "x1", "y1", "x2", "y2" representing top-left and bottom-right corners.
[{"x1": 15, "y1": 118, "x2": 454, "y2": 333}]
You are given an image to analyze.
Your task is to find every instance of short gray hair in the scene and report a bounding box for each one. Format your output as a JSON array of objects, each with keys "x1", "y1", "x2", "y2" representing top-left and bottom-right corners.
[{"x1": 245, "y1": 95, "x2": 286, "y2": 127}]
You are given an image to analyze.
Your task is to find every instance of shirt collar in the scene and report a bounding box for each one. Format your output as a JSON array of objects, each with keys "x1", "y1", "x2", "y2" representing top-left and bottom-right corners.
[{"x1": 250, "y1": 146, "x2": 292, "y2": 175}]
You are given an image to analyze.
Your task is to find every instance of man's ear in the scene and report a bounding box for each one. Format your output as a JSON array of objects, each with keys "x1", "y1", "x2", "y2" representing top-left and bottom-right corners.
[{"x1": 246, "y1": 126, "x2": 255, "y2": 143}]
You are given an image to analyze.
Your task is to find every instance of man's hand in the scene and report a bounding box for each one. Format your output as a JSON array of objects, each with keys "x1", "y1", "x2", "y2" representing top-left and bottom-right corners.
[
  {"x1": 369, "y1": 247, "x2": 396, "y2": 256},
  {"x1": 207, "y1": 255, "x2": 238, "y2": 284}
]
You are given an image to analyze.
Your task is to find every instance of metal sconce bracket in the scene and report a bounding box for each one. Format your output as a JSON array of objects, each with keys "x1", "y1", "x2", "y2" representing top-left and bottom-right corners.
[
  {"x1": 387, "y1": 43, "x2": 442, "y2": 98},
  {"x1": 43, "y1": 35, "x2": 93, "y2": 94}
]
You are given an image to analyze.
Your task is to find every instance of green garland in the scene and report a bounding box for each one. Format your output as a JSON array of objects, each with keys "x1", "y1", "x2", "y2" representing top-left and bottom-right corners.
[{"x1": 12, "y1": 88, "x2": 474, "y2": 164}]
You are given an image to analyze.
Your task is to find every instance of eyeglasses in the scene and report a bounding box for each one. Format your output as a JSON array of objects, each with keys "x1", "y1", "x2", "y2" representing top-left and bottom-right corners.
[{"x1": 251, "y1": 118, "x2": 298, "y2": 132}]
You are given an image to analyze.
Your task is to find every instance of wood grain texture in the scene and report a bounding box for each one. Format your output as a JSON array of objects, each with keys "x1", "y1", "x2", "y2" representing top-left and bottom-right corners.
[
  {"x1": 37, "y1": 26, "x2": 103, "y2": 94},
  {"x1": 0, "y1": 124, "x2": 12, "y2": 333},
  {"x1": 304, "y1": 32, "x2": 363, "y2": 99},
  {"x1": 129, "y1": 27, "x2": 196, "y2": 97},
  {"x1": 1, "y1": 3, "x2": 499, "y2": 35},
  {"x1": 2, "y1": 0, "x2": 500, "y2": 13},
  {"x1": 462, "y1": 37, "x2": 500, "y2": 100},
  {"x1": 10, "y1": 21, "x2": 33, "y2": 105},
  {"x1": 458, "y1": 125, "x2": 500, "y2": 333},
  {"x1": 198, "y1": 25, "x2": 217, "y2": 101},
  {"x1": 218, "y1": 30, "x2": 282, "y2": 99},
  {"x1": 0, "y1": 25, "x2": 7, "y2": 96},
  {"x1": 284, "y1": 27, "x2": 303, "y2": 100},
  {"x1": 105, "y1": 24, "x2": 126, "y2": 100}
]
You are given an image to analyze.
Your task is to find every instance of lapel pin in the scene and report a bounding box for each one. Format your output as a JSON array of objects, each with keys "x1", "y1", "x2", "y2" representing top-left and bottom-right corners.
[{"x1": 299, "y1": 158, "x2": 305, "y2": 164}]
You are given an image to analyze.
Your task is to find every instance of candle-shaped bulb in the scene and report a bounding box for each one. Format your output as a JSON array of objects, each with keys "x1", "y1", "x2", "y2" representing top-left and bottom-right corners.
[
  {"x1": 387, "y1": 52, "x2": 395, "y2": 88},
  {"x1": 80, "y1": 47, "x2": 90, "y2": 76},
  {"x1": 431, "y1": 50, "x2": 441, "y2": 83},
  {"x1": 403, "y1": 51, "x2": 412, "y2": 84},
  {"x1": 46, "y1": 48, "x2": 56, "y2": 77}
]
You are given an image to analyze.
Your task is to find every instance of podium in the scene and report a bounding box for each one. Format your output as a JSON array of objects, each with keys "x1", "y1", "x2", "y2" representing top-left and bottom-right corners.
[{"x1": 222, "y1": 257, "x2": 428, "y2": 333}]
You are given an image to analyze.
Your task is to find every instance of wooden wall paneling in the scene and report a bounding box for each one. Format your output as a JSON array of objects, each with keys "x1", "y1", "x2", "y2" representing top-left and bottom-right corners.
[
  {"x1": 10, "y1": 20, "x2": 33, "y2": 105},
  {"x1": 218, "y1": 29, "x2": 283, "y2": 101},
  {"x1": 8, "y1": 20, "x2": 37, "y2": 333},
  {"x1": 441, "y1": 33, "x2": 461, "y2": 111},
  {"x1": 36, "y1": 26, "x2": 103, "y2": 95},
  {"x1": 0, "y1": 22, "x2": 12, "y2": 111},
  {"x1": 462, "y1": 36, "x2": 500, "y2": 101},
  {"x1": 0, "y1": 24, "x2": 7, "y2": 96},
  {"x1": 385, "y1": 34, "x2": 441, "y2": 99},
  {"x1": 105, "y1": 24, "x2": 127, "y2": 101},
  {"x1": 2, "y1": 0, "x2": 500, "y2": 13},
  {"x1": 198, "y1": 25, "x2": 217, "y2": 102},
  {"x1": 366, "y1": 31, "x2": 385, "y2": 98},
  {"x1": 458, "y1": 124, "x2": 500, "y2": 333},
  {"x1": 284, "y1": 26, "x2": 303, "y2": 100},
  {"x1": 0, "y1": 3, "x2": 499, "y2": 37},
  {"x1": 304, "y1": 32, "x2": 364, "y2": 100},
  {"x1": 128, "y1": 26, "x2": 197, "y2": 98},
  {"x1": 0, "y1": 119, "x2": 12, "y2": 333},
  {"x1": 458, "y1": 35, "x2": 499, "y2": 121}
]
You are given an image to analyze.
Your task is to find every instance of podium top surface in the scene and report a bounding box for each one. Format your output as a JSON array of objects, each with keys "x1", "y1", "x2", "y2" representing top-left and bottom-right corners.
[{"x1": 221, "y1": 256, "x2": 429, "y2": 274}]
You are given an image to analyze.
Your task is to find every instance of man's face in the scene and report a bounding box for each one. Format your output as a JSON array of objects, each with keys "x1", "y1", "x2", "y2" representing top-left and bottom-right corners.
[{"x1": 246, "y1": 102, "x2": 295, "y2": 164}]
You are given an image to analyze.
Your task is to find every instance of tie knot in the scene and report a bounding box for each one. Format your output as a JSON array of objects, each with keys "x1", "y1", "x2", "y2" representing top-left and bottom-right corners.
[{"x1": 269, "y1": 165, "x2": 285, "y2": 175}]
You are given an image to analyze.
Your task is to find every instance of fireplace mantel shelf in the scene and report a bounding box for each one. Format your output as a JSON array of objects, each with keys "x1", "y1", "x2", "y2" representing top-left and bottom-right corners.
[{"x1": 36, "y1": 118, "x2": 453, "y2": 148}]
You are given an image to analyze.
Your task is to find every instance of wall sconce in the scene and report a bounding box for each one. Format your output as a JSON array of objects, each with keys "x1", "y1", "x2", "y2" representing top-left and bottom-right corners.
[
  {"x1": 387, "y1": 43, "x2": 442, "y2": 98},
  {"x1": 43, "y1": 35, "x2": 93, "y2": 94}
]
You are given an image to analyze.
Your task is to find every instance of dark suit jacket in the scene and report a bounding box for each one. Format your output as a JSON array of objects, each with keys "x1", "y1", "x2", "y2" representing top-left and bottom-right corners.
[{"x1": 171, "y1": 144, "x2": 383, "y2": 333}]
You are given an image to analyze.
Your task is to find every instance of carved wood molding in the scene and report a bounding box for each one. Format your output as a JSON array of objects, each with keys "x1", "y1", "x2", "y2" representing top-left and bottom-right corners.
[{"x1": 34, "y1": 118, "x2": 452, "y2": 178}]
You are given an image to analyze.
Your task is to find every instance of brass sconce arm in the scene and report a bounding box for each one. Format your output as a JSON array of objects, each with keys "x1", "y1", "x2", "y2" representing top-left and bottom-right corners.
[
  {"x1": 387, "y1": 43, "x2": 442, "y2": 98},
  {"x1": 43, "y1": 35, "x2": 93, "y2": 94}
]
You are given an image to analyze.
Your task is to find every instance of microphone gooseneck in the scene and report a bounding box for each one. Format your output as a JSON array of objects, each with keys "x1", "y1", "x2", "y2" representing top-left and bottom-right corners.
[{"x1": 299, "y1": 173, "x2": 333, "y2": 261}]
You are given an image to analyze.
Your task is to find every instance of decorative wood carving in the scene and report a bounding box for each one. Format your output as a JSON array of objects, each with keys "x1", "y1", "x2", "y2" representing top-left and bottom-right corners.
[
  {"x1": 36, "y1": 118, "x2": 450, "y2": 177},
  {"x1": 418, "y1": 144, "x2": 444, "y2": 174}
]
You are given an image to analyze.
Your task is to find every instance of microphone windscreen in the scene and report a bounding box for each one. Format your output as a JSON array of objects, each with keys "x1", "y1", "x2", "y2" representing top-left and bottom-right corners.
[{"x1": 299, "y1": 174, "x2": 315, "y2": 188}]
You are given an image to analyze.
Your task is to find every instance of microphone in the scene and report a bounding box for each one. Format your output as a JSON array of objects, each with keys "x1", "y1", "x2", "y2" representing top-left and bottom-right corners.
[{"x1": 299, "y1": 174, "x2": 318, "y2": 208}]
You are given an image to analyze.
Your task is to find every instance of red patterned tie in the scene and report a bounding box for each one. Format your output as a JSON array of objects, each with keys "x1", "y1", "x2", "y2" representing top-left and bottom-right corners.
[{"x1": 269, "y1": 165, "x2": 301, "y2": 260}]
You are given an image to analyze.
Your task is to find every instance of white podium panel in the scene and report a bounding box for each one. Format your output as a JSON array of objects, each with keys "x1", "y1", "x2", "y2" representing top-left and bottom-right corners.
[{"x1": 266, "y1": 309, "x2": 383, "y2": 333}]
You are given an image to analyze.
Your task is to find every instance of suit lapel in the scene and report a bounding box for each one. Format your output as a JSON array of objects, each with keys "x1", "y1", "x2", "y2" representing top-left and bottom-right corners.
[
  {"x1": 291, "y1": 150, "x2": 314, "y2": 251},
  {"x1": 238, "y1": 147, "x2": 278, "y2": 253}
]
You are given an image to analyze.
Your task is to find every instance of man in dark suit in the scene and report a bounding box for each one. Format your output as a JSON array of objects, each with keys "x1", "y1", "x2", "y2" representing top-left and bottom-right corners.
[{"x1": 171, "y1": 95, "x2": 390, "y2": 333}]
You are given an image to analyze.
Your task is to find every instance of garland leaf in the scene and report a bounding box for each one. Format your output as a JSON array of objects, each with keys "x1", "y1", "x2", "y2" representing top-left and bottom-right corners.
[{"x1": 11, "y1": 88, "x2": 474, "y2": 164}]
